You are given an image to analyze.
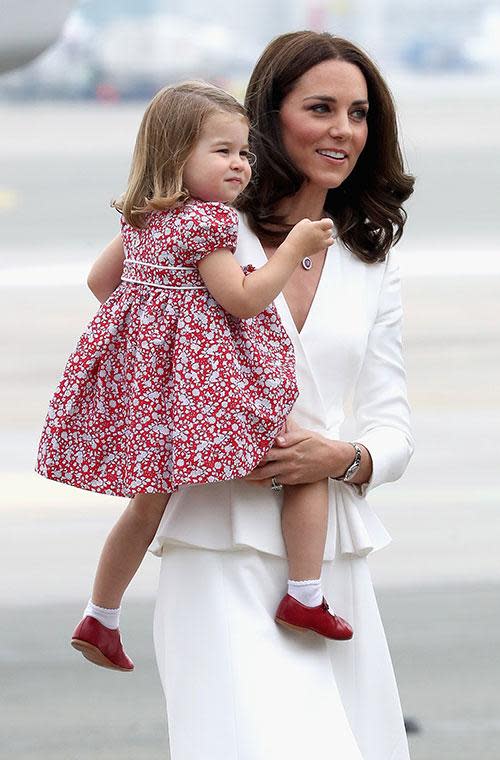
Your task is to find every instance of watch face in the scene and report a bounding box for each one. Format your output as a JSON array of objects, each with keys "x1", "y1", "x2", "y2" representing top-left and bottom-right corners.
[{"x1": 344, "y1": 444, "x2": 362, "y2": 481}]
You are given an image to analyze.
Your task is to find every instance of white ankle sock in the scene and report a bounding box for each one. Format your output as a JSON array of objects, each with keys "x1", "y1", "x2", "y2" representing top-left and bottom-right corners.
[
  {"x1": 84, "y1": 600, "x2": 121, "y2": 629},
  {"x1": 288, "y1": 578, "x2": 323, "y2": 607}
]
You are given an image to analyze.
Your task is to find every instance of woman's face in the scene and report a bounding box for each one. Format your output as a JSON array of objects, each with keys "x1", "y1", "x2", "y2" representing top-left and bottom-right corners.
[{"x1": 279, "y1": 59, "x2": 369, "y2": 191}]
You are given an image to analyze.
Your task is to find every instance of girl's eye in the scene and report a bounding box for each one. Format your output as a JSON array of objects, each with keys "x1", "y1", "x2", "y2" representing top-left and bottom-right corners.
[
  {"x1": 239, "y1": 150, "x2": 256, "y2": 165},
  {"x1": 216, "y1": 148, "x2": 229, "y2": 154}
]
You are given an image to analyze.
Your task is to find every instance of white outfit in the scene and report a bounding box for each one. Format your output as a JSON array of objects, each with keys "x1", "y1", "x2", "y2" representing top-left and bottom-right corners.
[{"x1": 151, "y1": 213, "x2": 414, "y2": 760}]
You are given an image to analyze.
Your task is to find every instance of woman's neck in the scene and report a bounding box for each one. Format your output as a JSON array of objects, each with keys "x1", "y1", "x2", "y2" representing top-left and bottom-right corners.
[{"x1": 276, "y1": 182, "x2": 328, "y2": 224}]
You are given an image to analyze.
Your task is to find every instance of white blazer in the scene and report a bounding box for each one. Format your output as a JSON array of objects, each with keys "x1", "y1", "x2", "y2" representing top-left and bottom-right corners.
[{"x1": 151, "y1": 214, "x2": 414, "y2": 561}]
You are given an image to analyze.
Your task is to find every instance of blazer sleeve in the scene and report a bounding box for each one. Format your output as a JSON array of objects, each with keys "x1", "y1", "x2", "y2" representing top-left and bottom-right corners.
[{"x1": 352, "y1": 252, "x2": 414, "y2": 494}]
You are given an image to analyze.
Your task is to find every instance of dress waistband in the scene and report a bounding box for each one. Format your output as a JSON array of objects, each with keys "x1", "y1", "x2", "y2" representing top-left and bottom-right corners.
[{"x1": 121, "y1": 259, "x2": 207, "y2": 290}]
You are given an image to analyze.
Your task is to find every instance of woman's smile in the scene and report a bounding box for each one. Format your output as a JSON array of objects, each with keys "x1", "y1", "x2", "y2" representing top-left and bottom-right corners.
[{"x1": 316, "y1": 148, "x2": 349, "y2": 163}]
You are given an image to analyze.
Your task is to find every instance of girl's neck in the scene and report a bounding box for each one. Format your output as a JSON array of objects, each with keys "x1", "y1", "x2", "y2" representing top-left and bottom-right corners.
[{"x1": 276, "y1": 182, "x2": 328, "y2": 224}]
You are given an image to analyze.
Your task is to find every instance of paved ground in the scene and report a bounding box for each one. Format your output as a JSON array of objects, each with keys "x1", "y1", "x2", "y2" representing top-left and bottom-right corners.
[
  {"x1": 0, "y1": 601, "x2": 166, "y2": 760},
  {"x1": 2, "y1": 587, "x2": 500, "y2": 760}
]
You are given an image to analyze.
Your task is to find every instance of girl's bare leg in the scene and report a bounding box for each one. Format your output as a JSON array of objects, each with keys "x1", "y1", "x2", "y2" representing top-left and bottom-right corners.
[
  {"x1": 281, "y1": 479, "x2": 328, "y2": 581},
  {"x1": 277, "y1": 480, "x2": 353, "y2": 639},
  {"x1": 91, "y1": 492, "x2": 170, "y2": 609}
]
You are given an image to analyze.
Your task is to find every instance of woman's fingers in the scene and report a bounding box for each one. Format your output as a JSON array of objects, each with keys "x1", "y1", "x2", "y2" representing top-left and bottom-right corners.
[
  {"x1": 243, "y1": 427, "x2": 332, "y2": 485},
  {"x1": 284, "y1": 417, "x2": 300, "y2": 432},
  {"x1": 243, "y1": 476, "x2": 273, "y2": 488},
  {"x1": 243, "y1": 463, "x2": 280, "y2": 481},
  {"x1": 274, "y1": 430, "x2": 309, "y2": 448},
  {"x1": 243, "y1": 441, "x2": 296, "y2": 480},
  {"x1": 259, "y1": 431, "x2": 311, "y2": 467}
]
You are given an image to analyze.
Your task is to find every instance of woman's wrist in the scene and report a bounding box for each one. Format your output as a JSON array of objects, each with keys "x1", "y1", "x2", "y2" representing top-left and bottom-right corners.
[
  {"x1": 327, "y1": 440, "x2": 356, "y2": 479},
  {"x1": 327, "y1": 440, "x2": 373, "y2": 486}
]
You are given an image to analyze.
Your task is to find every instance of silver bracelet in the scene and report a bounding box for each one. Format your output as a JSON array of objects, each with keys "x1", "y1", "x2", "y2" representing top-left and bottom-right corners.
[{"x1": 333, "y1": 442, "x2": 362, "y2": 483}]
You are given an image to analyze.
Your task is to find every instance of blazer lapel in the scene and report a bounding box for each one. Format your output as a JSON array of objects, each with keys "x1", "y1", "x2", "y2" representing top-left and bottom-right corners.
[{"x1": 236, "y1": 215, "x2": 328, "y2": 433}]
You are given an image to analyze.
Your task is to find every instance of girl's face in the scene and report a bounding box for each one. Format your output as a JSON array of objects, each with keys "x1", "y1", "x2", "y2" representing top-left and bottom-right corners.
[
  {"x1": 183, "y1": 112, "x2": 252, "y2": 203},
  {"x1": 279, "y1": 59, "x2": 369, "y2": 191}
]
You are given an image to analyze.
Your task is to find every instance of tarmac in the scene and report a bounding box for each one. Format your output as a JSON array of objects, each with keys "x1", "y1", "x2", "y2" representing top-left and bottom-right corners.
[{"x1": 2, "y1": 588, "x2": 500, "y2": 760}]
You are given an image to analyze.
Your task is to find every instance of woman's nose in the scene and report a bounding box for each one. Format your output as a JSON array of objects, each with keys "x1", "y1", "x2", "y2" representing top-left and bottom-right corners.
[{"x1": 328, "y1": 113, "x2": 352, "y2": 139}]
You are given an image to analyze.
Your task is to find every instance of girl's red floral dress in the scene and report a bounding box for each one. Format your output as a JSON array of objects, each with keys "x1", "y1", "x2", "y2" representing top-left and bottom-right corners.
[{"x1": 36, "y1": 201, "x2": 299, "y2": 497}]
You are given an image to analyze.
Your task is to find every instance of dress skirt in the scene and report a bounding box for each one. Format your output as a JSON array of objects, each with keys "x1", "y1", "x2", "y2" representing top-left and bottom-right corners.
[{"x1": 153, "y1": 546, "x2": 410, "y2": 760}]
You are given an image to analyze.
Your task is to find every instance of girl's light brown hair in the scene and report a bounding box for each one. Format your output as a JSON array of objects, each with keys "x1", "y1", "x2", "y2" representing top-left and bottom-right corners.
[
  {"x1": 114, "y1": 80, "x2": 247, "y2": 228},
  {"x1": 236, "y1": 31, "x2": 415, "y2": 263}
]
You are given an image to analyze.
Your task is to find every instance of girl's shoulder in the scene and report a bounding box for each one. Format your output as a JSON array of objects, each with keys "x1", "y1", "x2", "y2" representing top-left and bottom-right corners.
[
  {"x1": 178, "y1": 201, "x2": 239, "y2": 256},
  {"x1": 181, "y1": 199, "x2": 239, "y2": 229}
]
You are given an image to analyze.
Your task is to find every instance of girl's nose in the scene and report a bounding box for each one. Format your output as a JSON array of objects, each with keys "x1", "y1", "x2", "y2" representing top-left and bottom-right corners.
[{"x1": 230, "y1": 156, "x2": 243, "y2": 170}]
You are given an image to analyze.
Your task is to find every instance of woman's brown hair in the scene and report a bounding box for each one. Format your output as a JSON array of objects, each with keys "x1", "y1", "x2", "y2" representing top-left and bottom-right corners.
[
  {"x1": 237, "y1": 31, "x2": 414, "y2": 262},
  {"x1": 114, "y1": 80, "x2": 247, "y2": 228}
]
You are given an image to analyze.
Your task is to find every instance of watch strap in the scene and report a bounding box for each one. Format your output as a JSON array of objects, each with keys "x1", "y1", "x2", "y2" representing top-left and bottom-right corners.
[{"x1": 333, "y1": 442, "x2": 362, "y2": 483}]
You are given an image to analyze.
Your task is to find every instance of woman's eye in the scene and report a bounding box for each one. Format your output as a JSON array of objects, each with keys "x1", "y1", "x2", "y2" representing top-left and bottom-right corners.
[
  {"x1": 310, "y1": 103, "x2": 330, "y2": 114},
  {"x1": 351, "y1": 109, "x2": 368, "y2": 121}
]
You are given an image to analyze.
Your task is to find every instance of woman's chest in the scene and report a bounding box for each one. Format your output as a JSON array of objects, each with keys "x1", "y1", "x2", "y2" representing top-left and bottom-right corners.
[
  {"x1": 297, "y1": 259, "x2": 375, "y2": 400},
  {"x1": 236, "y1": 225, "x2": 383, "y2": 404},
  {"x1": 279, "y1": 253, "x2": 327, "y2": 335}
]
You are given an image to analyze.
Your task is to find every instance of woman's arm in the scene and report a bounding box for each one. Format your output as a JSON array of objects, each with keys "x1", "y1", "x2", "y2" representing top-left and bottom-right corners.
[
  {"x1": 87, "y1": 235, "x2": 125, "y2": 303},
  {"x1": 348, "y1": 252, "x2": 414, "y2": 494},
  {"x1": 245, "y1": 253, "x2": 412, "y2": 491},
  {"x1": 197, "y1": 218, "x2": 333, "y2": 319}
]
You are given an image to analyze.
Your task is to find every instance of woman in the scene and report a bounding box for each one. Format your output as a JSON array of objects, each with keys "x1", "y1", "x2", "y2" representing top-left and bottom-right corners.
[{"x1": 151, "y1": 30, "x2": 414, "y2": 760}]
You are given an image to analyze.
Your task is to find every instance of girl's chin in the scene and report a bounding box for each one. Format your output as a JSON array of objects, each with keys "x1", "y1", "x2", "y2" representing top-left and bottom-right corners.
[{"x1": 191, "y1": 192, "x2": 231, "y2": 203}]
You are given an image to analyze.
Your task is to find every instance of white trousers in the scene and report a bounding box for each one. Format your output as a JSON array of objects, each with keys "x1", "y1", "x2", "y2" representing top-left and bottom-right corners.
[{"x1": 153, "y1": 546, "x2": 410, "y2": 760}]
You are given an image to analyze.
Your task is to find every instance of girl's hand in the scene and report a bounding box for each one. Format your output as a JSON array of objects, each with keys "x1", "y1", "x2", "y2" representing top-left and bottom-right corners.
[
  {"x1": 286, "y1": 217, "x2": 335, "y2": 259},
  {"x1": 88, "y1": 235, "x2": 125, "y2": 303},
  {"x1": 243, "y1": 422, "x2": 360, "y2": 487}
]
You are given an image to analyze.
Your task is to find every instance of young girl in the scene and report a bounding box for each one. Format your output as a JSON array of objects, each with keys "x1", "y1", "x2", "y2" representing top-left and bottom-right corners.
[{"x1": 36, "y1": 81, "x2": 353, "y2": 672}]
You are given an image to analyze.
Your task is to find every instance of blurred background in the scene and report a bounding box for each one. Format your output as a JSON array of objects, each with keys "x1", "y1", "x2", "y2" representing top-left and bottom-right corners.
[{"x1": 1, "y1": 1, "x2": 499, "y2": 758}]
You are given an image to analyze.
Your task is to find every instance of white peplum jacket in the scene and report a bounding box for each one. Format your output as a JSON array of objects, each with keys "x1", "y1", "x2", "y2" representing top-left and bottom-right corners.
[
  {"x1": 150, "y1": 212, "x2": 413, "y2": 561},
  {"x1": 151, "y1": 213, "x2": 414, "y2": 760}
]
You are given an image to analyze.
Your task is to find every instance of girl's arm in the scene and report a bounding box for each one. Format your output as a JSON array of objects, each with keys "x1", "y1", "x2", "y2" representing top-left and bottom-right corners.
[
  {"x1": 87, "y1": 235, "x2": 125, "y2": 303},
  {"x1": 197, "y1": 218, "x2": 333, "y2": 319}
]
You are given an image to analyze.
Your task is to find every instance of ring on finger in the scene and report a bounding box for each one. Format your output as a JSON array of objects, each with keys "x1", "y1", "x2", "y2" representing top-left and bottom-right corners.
[{"x1": 271, "y1": 476, "x2": 283, "y2": 492}]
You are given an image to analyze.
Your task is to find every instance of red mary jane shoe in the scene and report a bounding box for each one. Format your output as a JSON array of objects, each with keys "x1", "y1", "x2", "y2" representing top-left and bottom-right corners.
[
  {"x1": 275, "y1": 595, "x2": 353, "y2": 641},
  {"x1": 71, "y1": 616, "x2": 134, "y2": 672}
]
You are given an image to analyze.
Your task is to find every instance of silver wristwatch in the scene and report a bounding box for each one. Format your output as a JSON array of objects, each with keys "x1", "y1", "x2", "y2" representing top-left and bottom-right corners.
[{"x1": 334, "y1": 442, "x2": 362, "y2": 483}]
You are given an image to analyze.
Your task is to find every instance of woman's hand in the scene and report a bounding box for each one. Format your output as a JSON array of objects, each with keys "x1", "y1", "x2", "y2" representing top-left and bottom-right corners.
[{"x1": 243, "y1": 422, "x2": 362, "y2": 487}]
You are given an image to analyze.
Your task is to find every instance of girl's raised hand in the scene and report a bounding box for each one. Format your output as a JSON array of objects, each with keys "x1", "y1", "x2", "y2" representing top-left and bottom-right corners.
[{"x1": 286, "y1": 217, "x2": 335, "y2": 258}]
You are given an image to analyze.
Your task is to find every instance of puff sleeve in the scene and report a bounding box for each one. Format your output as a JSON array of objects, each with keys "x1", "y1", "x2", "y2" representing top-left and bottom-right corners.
[
  {"x1": 185, "y1": 202, "x2": 239, "y2": 265},
  {"x1": 352, "y1": 253, "x2": 414, "y2": 494}
]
